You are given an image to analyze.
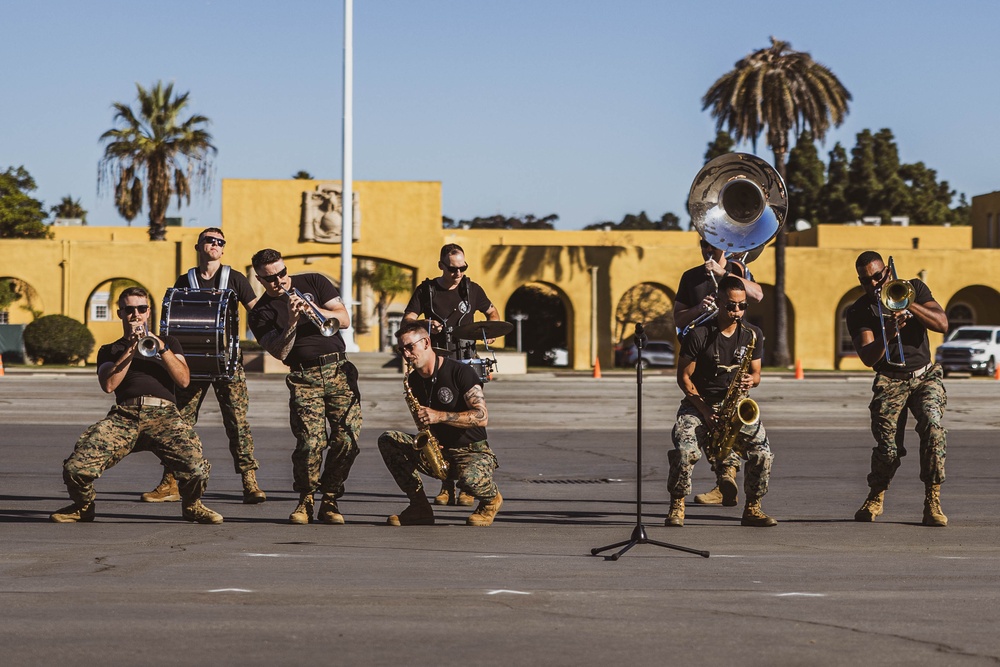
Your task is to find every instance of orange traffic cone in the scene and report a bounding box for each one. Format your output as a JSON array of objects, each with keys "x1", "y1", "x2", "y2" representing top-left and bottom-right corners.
[
  {"x1": 0, "y1": 354, "x2": 5, "y2": 377},
  {"x1": 593, "y1": 357, "x2": 602, "y2": 379},
  {"x1": 794, "y1": 359, "x2": 804, "y2": 380},
  {"x1": 994, "y1": 363, "x2": 1000, "y2": 381}
]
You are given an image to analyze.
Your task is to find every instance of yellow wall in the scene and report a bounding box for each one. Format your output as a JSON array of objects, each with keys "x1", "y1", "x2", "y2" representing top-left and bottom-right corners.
[{"x1": 3, "y1": 178, "x2": 999, "y2": 371}]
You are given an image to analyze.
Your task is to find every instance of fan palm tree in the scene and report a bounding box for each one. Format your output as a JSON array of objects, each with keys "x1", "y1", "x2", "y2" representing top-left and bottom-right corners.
[
  {"x1": 98, "y1": 81, "x2": 216, "y2": 241},
  {"x1": 703, "y1": 37, "x2": 850, "y2": 366},
  {"x1": 356, "y1": 262, "x2": 413, "y2": 351},
  {"x1": 50, "y1": 195, "x2": 87, "y2": 224}
]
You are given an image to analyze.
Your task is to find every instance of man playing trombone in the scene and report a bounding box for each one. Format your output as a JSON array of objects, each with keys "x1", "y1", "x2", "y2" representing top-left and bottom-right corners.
[
  {"x1": 846, "y1": 251, "x2": 950, "y2": 526},
  {"x1": 248, "y1": 249, "x2": 362, "y2": 525}
]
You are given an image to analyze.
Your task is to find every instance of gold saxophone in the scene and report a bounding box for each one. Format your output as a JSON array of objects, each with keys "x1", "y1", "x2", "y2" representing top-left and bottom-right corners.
[
  {"x1": 403, "y1": 360, "x2": 450, "y2": 481},
  {"x1": 705, "y1": 325, "x2": 760, "y2": 464}
]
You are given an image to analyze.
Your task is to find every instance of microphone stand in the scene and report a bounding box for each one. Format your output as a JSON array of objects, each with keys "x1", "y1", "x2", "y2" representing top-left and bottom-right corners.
[{"x1": 591, "y1": 323, "x2": 710, "y2": 561}]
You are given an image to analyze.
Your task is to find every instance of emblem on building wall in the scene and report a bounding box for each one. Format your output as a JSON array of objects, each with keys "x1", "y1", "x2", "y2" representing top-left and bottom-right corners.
[{"x1": 300, "y1": 183, "x2": 361, "y2": 244}]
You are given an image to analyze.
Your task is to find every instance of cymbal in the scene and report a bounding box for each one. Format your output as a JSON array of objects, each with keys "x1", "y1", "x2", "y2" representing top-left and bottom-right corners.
[{"x1": 453, "y1": 320, "x2": 514, "y2": 340}]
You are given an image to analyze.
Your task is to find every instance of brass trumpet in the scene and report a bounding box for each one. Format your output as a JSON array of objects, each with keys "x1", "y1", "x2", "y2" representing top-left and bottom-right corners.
[
  {"x1": 137, "y1": 325, "x2": 160, "y2": 358},
  {"x1": 877, "y1": 256, "x2": 915, "y2": 368},
  {"x1": 283, "y1": 286, "x2": 338, "y2": 337}
]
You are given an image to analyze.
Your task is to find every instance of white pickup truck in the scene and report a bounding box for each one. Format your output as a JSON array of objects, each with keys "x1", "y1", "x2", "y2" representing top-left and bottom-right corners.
[{"x1": 935, "y1": 326, "x2": 1000, "y2": 376}]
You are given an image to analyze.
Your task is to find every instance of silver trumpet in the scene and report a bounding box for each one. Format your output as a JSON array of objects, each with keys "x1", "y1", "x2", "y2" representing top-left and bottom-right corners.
[
  {"x1": 137, "y1": 325, "x2": 160, "y2": 358},
  {"x1": 877, "y1": 256, "x2": 915, "y2": 368},
  {"x1": 283, "y1": 286, "x2": 338, "y2": 337}
]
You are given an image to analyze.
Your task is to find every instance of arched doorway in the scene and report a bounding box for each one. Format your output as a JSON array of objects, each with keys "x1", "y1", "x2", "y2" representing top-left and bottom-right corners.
[
  {"x1": 944, "y1": 285, "x2": 1000, "y2": 334},
  {"x1": 0, "y1": 277, "x2": 42, "y2": 325},
  {"x1": 504, "y1": 282, "x2": 570, "y2": 366},
  {"x1": 614, "y1": 282, "x2": 676, "y2": 367},
  {"x1": 834, "y1": 286, "x2": 865, "y2": 368}
]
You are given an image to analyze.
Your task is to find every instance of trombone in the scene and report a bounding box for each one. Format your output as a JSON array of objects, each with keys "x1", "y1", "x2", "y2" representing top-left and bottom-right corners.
[
  {"x1": 876, "y1": 256, "x2": 915, "y2": 368},
  {"x1": 282, "y1": 286, "x2": 339, "y2": 337}
]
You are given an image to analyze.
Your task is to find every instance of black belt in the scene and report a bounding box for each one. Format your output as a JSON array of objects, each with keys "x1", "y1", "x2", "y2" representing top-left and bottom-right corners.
[
  {"x1": 118, "y1": 396, "x2": 174, "y2": 407},
  {"x1": 293, "y1": 352, "x2": 347, "y2": 371},
  {"x1": 879, "y1": 363, "x2": 932, "y2": 381}
]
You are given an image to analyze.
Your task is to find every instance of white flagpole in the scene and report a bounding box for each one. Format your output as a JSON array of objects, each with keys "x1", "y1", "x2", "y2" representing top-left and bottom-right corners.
[{"x1": 340, "y1": 0, "x2": 358, "y2": 351}]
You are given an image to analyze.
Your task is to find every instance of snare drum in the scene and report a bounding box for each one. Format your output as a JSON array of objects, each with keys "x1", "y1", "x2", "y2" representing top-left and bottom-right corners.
[
  {"x1": 459, "y1": 357, "x2": 494, "y2": 384},
  {"x1": 160, "y1": 288, "x2": 239, "y2": 381}
]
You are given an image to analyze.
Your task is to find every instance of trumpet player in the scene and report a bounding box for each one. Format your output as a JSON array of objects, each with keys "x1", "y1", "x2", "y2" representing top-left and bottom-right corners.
[
  {"x1": 846, "y1": 251, "x2": 949, "y2": 526},
  {"x1": 673, "y1": 238, "x2": 763, "y2": 507},
  {"x1": 377, "y1": 321, "x2": 502, "y2": 527},
  {"x1": 51, "y1": 287, "x2": 222, "y2": 524},
  {"x1": 665, "y1": 276, "x2": 776, "y2": 528},
  {"x1": 248, "y1": 248, "x2": 361, "y2": 525}
]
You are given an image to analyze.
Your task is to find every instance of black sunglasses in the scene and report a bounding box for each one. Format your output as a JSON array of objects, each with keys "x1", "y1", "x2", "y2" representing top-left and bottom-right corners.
[
  {"x1": 121, "y1": 305, "x2": 149, "y2": 315},
  {"x1": 860, "y1": 269, "x2": 886, "y2": 284},
  {"x1": 444, "y1": 265, "x2": 469, "y2": 274},
  {"x1": 201, "y1": 237, "x2": 226, "y2": 247},
  {"x1": 258, "y1": 267, "x2": 288, "y2": 284},
  {"x1": 401, "y1": 337, "x2": 429, "y2": 353},
  {"x1": 726, "y1": 302, "x2": 748, "y2": 312}
]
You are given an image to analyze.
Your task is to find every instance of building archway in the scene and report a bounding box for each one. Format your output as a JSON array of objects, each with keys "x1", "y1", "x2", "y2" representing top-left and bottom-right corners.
[
  {"x1": 504, "y1": 282, "x2": 571, "y2": 366},
  {"x1": 944, "y1": 285, "x2": 1000, "y2": 334},
  {"x1": 0, "y1": 277, "x2": 43, "y2": 325},
  {"x1": 85, "y1": 278, "x2": 151, "y2": 347},
  {"x1": 834, "y1": 286, "x2": 865, "y2": 368},
  {"x1": 614, "y1": 282, "x2": 676, "y2": 344}
]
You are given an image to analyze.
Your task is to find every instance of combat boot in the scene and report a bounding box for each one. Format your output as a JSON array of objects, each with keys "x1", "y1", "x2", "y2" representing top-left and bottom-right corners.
[
  {"x1": 289, "y1": 494, "x2": 315, "y2": 525},
  {"x1": 241, "y1": 470, "x2": 267, "y2": 504},
  {"x1": 182, "y1": 500, "x2": 224, "y2": 524},
  {"x1": 467, "y1": 492, "x2": 503, "y2": 526},
  {"x1": 433, "y1": 481, "x2": 454, "y2": 506},
  {"x1": 922, "y1": 484, "x2": 948, "y2": 527},
  {"x1": 387, "y1": 491, "x2": 435, "y2": 526},
  {"x1": 50, "y1": 501, "x2": 95, "y2": 523},
  {"x1": 141, "y1": 470, "x2": 180, "y2": 503},
  {"x1": 456, "y1": 490, "x2": 475, "y2": 506},
  {"x1": 692, "y1": 485, "x2": 723, "y2": 505},
  {"x1": 318, "y1": 495, "x2": 345, "y2": 525},
  {"x1": 741, "y1": 499, "x2": 777, "y2": 527},
  {"x1": 854, "y1": 488, "x2": 885, "y2": 522},
  {"x1": 718, "y1": 466, "x2": 739, "y2": 507},
  {"x1": 665, "y1": 497, "x2": 685, "y2": 527}
]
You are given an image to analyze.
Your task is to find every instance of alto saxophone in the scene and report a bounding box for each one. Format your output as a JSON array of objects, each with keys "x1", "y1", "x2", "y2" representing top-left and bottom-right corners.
[
  {"x1": 403, "y1": 360, "x2": 450, "y2": 481},
  {"x1": 705, "y1": 325, "x2": 760, "y2": 464}
]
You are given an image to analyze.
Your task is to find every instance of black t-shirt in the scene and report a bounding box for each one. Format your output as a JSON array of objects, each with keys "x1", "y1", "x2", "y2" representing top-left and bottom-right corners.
[
  {"x1": 408, "y1": 356, "x2": 487, "y2": 449},
  {"x1": 404, "y1": 277, "x2": 493, "y2": 350},
  {"x1": 680, "y1": 320, "x2": 763, "y2": 402},
  {"x1": 675, "y1": 263, "x2": 755, "y2": 308},
  {"x1": 248, "y1": 273, "x2": 346, "y2": 367},
  {"x1": 173, "y1": 266, "x2": 257, "y2": 309},
  {"x1": 845, "y1": 278, "x2": 933, "y2": 373},
  {"x1": 97, "y1": 335, "x2": 184, "y2": 403}
]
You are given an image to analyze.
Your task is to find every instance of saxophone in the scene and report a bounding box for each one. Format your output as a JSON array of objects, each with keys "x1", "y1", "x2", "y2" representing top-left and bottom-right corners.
[
  {"x1": 705, "y1": 325, "x2": 760, "y2": 464},
  {"x1": 402, "y1": 360, "x2": 450, "y2": 481}
]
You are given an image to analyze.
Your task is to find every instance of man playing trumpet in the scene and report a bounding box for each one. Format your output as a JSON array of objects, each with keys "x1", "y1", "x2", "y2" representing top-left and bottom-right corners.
[
  {"x1": 665, "y1": 275, "x2": 776, "y2": 528},
  {"x1": 378, "y1": 321, "x2": 502, "y2": 527}
]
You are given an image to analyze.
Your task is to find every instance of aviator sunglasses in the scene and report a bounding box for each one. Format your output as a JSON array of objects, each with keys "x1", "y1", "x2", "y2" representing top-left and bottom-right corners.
[
  {"x1": 259, "y1": 267, "x2": 288, "y2": 284},
  {"x1": 121, "y1": 305, "x2": 149, "y2": 315},
  {"x1": 726, "y1": 302, "x2": 748, "y2": 312}
]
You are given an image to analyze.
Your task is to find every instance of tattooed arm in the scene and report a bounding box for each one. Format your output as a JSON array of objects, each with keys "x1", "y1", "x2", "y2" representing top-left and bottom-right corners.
[{"x1": 417, "y1": 385, "x2": 489, "y2": 428}]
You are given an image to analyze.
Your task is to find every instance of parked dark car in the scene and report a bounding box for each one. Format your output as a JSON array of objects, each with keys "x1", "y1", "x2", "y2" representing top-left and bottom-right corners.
[{"x1": 619, "y1": 340, "x2": 675, "y2": 369}]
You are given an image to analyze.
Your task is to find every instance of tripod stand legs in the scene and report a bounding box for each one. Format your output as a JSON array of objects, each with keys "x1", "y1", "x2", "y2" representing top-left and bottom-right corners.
[{"x1": 591, "y1": 524, "x2": 710, "y2": 561}]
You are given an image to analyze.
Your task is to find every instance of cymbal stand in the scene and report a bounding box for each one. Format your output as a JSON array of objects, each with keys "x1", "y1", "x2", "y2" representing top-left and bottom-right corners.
[{"x1": 591, "y1": 323, "x2": 710, "y2": 561}]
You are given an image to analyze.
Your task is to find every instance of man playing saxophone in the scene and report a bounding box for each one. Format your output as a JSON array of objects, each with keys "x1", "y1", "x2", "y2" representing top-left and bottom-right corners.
[
  {"x1": 665, "y1": 275, "x2": 776, "y2": 528},
  {"x1": 378, "y1": 321, "x2": 502, "y2": 527}
]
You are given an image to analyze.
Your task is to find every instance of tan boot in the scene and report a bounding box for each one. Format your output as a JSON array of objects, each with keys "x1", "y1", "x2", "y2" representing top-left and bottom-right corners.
[
  {"x1": 433, "y1": 481, "x2": 454, "y2": 506},
  {"x1": 182, "y1": 500, "x2": 224, "y2": 524},
  {"x1": 467, "y1": 492, "x2": 503, "y2": 526},
  {"x1": 241, "y1": 470, "x2": 267, "y2": 504},
  {"x1": 741, "y1": 499, "x2": 777, "y2": 527},
  {"x1": 854, "y1": 488, "x2": 885, "y2": 522},
  {"x1": 456, "y1": 491, "x2": 475, "y2": 506},
  {"x1": 51, "y1": 501, "x2": 95, "y2": 523},
  {"x1": 692, "y1": 485, "x2": 722, "y2": 505},
  {"x1": 922, "y1": 484, "x2": 948, "y2": 527},
  {"x1": 318, "y1": 495, "x2": 345, "y2": 525},
  {"x1": 718, "y1": 466, "x2": 739, "y2": 507},
  {"x1": 665, "y1": 497, "x2": 685, "y2": 527},
  {"x1": 141, "y1": 470, "x2": 180, "y2": 503},
  {"x1": 387, "y1": 492, "x2": 435, "y2": 526},
  {"x1": 289, "y1": 494, "x2": 315, "y2": 525}
]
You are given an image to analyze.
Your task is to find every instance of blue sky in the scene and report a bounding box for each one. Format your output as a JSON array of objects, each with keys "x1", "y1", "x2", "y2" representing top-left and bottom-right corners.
[{"x1": 3, "y1": 1, "x2": 998, "y2": 231}]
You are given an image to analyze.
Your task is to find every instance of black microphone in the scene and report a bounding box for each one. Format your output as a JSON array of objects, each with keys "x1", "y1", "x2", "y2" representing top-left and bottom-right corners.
[{"x1": 634, "y1": 322, "x2": 647, "y2": 349}]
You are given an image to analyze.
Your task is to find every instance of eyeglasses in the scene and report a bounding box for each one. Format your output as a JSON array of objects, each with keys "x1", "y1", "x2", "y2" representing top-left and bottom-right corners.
[
  {"x1": 445, "y1": 265, "x2": 469, "y2": 274},
  {"x1": 726, "y1": 302, "x2": 748, "y2": 312},
  {"x1": 258, "y1": 267, "x2": 288, "y2": 284},
  {"x1": 860, "y1": 269, "x2": 886, "y2": 284},
  {"x1": 201, "y1": 237, "x2": 226, "y2": 248},
  {"x1": 121, "y1": 305, "x2": 149, "y2": 315},
  {"x1": 401, "y1": 337, "x2": 428, "y2": 353}
]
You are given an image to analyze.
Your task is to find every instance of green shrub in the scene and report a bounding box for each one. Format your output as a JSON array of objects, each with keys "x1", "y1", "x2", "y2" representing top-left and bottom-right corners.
[{"x1": 23, "y1": 315, "x2": 95, "y2": 365}]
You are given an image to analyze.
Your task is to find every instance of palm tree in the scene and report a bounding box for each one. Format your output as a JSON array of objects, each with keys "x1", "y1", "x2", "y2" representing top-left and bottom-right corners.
[
  {"x1": 98, "y1": 81, "x2": 216, "y2": 241},
  {"x1": 50, "y1": 195, "x2": 87, "y2": 224},
  {"x1": 356, "y1": 262, "x2": 413, "y2": 351},
  {"x1": 703, "y1": 37, "x2": 850, "y2": 367}
]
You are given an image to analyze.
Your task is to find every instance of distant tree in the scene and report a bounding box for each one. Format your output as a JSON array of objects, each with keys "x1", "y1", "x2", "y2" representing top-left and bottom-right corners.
[
  {"x1": 356, "y1": 262, "x2": 413, "y2": 351},
  {"x1": 846, "y1": 129, "x2": 878, "y2": 222},
  {"x1": 293, "y1": 171, "x2": 314, "y2": 180},
  {"x1": 899, "y1": 162, "x2": 956, "y2": 226},
  {"x1": 703, "y1": 37, "x2": 850, "y2": 367},
  {"x1": 872, "y1": 129, "x2": 907, "y2": 222},
  {"x1": 0, "y1": 279, "x2": 22, "y2": 312},
  {"x1": 583, "y1": 211, "x2": 681, "y2": 231},
  {"x1": 704, "y1": 131, "x2": 736, "y2": 163},
  {"x1": 50, "y1": 195, "x2": 88, "y2": 224},
  {"x1": 444, "y1": 213, "x2": 558, "y2": 230},
  {"x1": 785, "y1": 130, "x2": 826, "y2": 225},
  {"x1": 950, "y1": 193, "x2": 971, "y2": 226},
  {"x1": 0, "y1": 166, "x2": 52, "y2": 239},
  {"x1": 99, "y1": 81, "x2": 216, "y2": 241},
  {"x1": 820, "y1": 143, "x2": 852, "y2": 223}
]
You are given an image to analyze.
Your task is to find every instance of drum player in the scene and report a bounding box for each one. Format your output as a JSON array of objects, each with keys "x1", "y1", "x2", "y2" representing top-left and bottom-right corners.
[
  {"x1": 402, "y1": 243, "x2": 503, "y2": 507},
  {"x1": 140, "y1": 227, "x2": 266, "y2": 505}
]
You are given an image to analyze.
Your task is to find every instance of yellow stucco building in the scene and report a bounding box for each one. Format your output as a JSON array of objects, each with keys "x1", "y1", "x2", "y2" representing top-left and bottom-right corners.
[{"x1": 2, "y1": 179, "x2": 999, "y2": 370}]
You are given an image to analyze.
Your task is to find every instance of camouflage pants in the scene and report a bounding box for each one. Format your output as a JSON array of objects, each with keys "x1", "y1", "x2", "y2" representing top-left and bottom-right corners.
[
  {"x1": 666, "y1": 398, "x2": 773, "y2": 500},
  {"x1": 378, "y1": 431, "x2": 499, "y2": 500},
  {"x1": 867, "y1": 363, "x2": 947, "y2": 490},
  {"x1": 62, "y1": 404, "x2": 211, "y2": 505},
  {"x1": 175, "y1": 361, "x2": 258, "y2": 473},
  {"x1": 286, "y1": 360, "x2": 362, "y2": 497}
]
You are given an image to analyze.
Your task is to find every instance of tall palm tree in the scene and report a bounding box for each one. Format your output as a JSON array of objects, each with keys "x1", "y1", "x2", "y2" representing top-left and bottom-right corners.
[
  {"x1": 98, "y1": 81, "x2": 216, "y2": 241},
  {"x1": 50, "y1": 195, "x2": 87, "y2": 224},
  {"x1": 356, "y1": 262, "x2": 413, "y2": 351},
  {"x1": 703, "y1": 37, "x2": 850, "y2": 367}
]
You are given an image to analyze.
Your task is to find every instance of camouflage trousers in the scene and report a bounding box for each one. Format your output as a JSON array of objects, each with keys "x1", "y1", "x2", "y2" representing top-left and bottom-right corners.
[
  {"x1": 666, "y1": 398, "x2": 773, "y2": 500},
  {"x1": 867, "y1": 363, "x2": 947, "y2": 490},
  {"x1": 175, "y1": 361, "x2": 258, "y2": 474},
  {"x1": 286, "y1": 360, "x2": 362, "y2": 497},
  {"x1": 62, "y1": 404, "x2": 211, "y2": 505},
  {"x1": 378, "y1": 431, "x2": 499, "y2": 500}
]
